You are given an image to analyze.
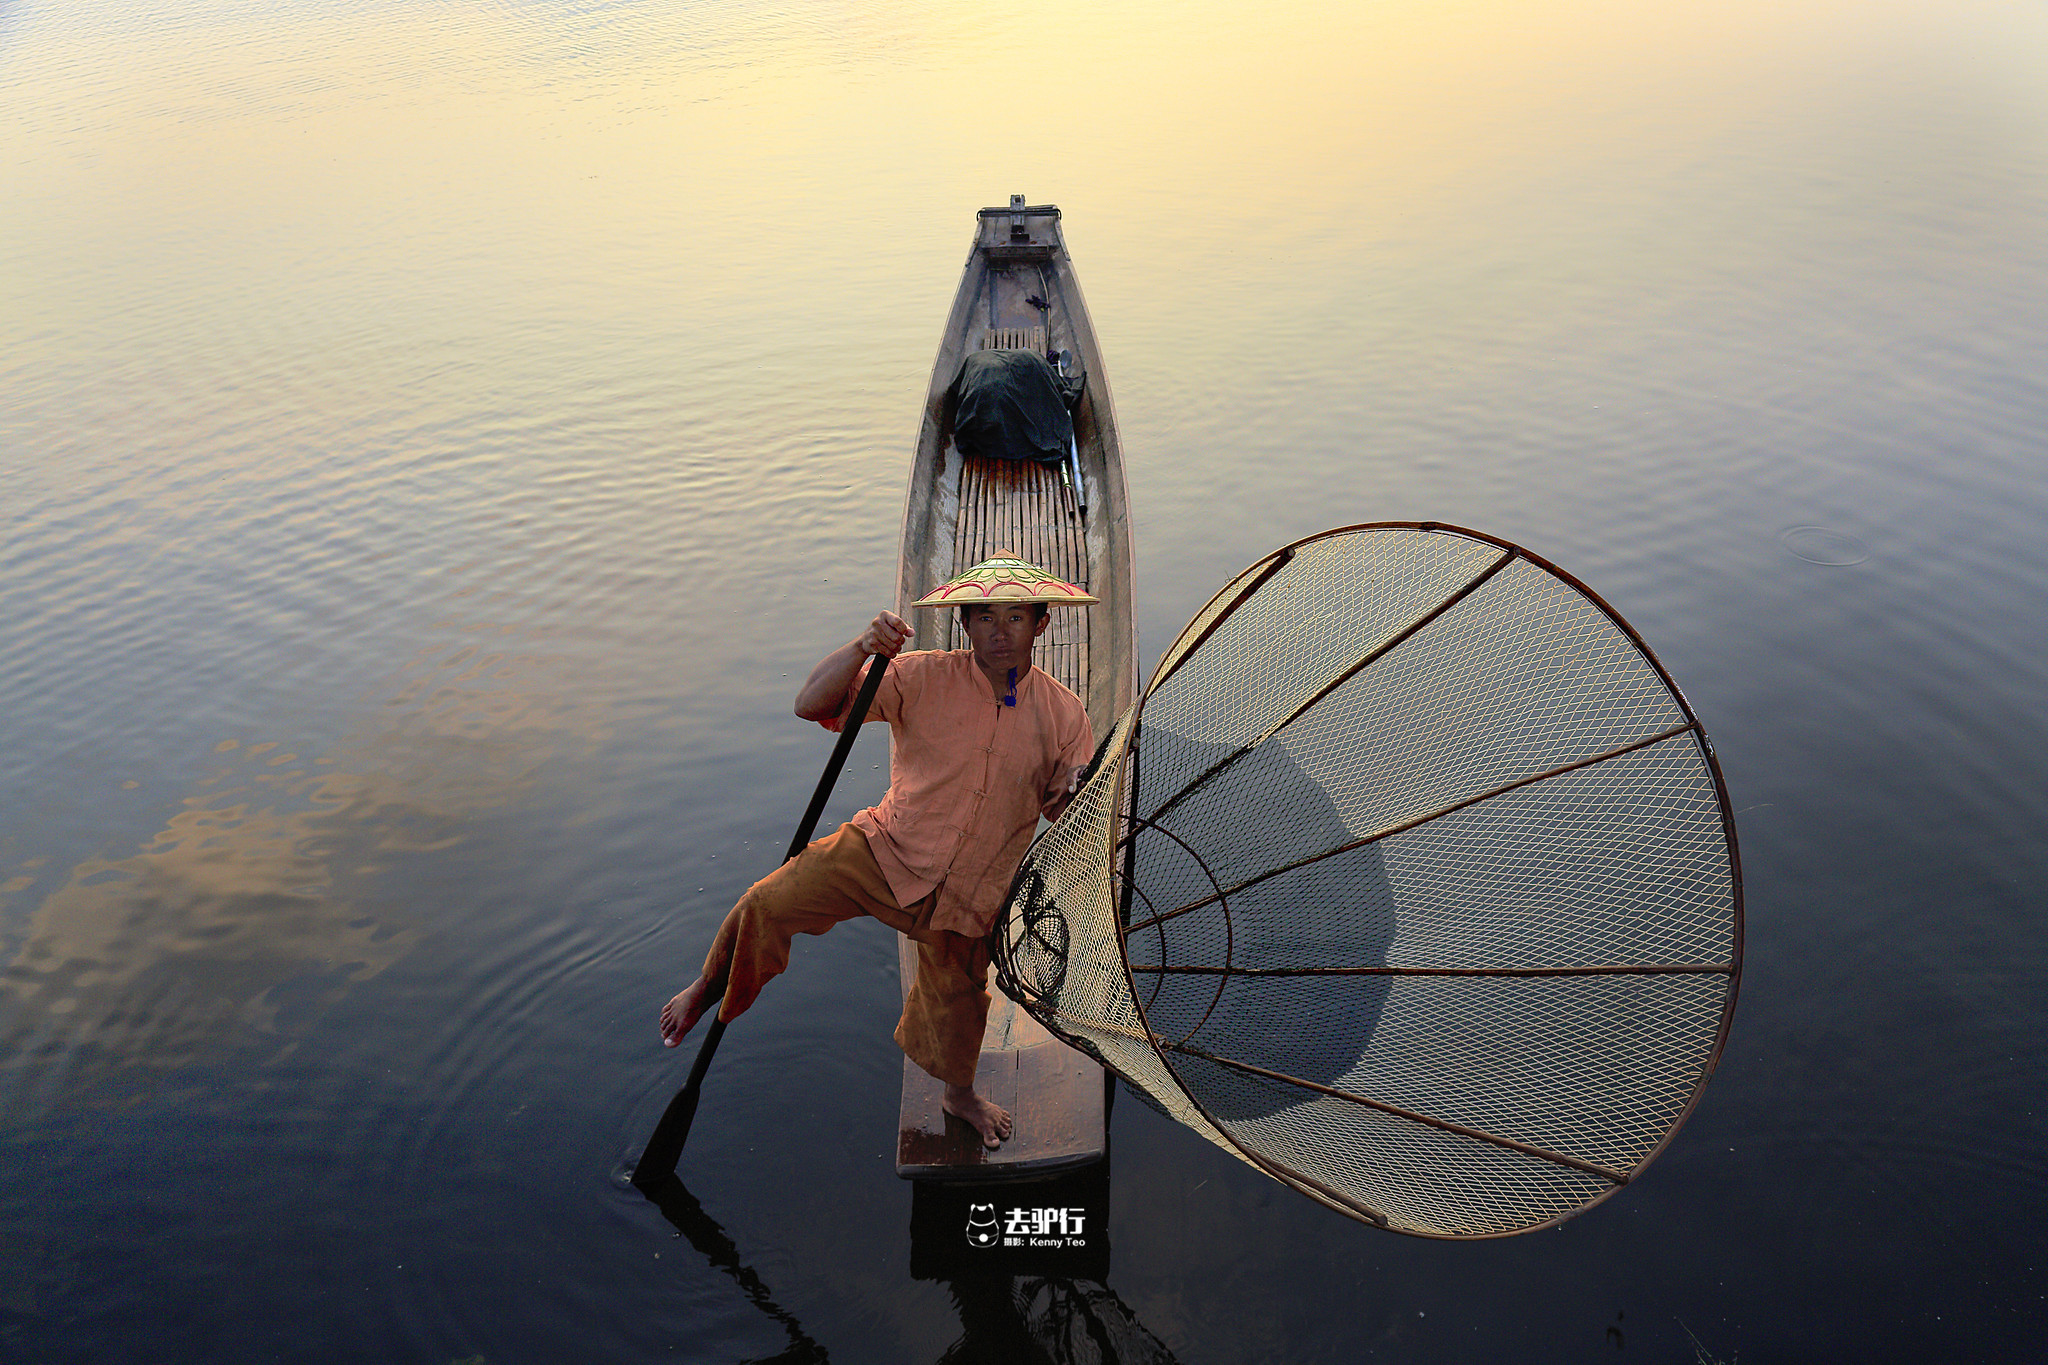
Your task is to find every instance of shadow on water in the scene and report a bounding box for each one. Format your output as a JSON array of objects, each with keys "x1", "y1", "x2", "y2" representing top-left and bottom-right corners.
[{"x1": 1126, "y1": 729, "x2": 1394, "y2": 1122}]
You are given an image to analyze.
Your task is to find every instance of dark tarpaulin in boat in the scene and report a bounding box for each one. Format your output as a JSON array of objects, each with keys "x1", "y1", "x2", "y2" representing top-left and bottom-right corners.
[{"x1": 946, "y1": 349, "x2": 1082, "y2": 465}]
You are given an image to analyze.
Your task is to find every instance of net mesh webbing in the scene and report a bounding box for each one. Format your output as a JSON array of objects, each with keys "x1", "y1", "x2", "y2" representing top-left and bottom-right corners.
[{"x1": 994, "y1": 524, "x2": 1742, "y2": 1238}]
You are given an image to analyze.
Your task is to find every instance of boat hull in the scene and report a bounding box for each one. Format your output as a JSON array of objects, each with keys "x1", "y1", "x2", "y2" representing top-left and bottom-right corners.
[{"x1": 893, "y1": 199, "x2": 1137, "y2": 1179}]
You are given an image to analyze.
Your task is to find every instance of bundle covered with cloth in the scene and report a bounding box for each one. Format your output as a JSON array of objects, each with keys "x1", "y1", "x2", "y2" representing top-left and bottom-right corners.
[{"x1": 944, "y1": 349, "x2": 1084, "y2": 466}]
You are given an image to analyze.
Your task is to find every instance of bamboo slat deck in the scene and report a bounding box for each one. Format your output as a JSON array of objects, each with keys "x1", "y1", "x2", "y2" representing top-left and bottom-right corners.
[
  {"x1": 941, "y1": 457, "x2": 1091, "y2": 699},
  {"x1": 893, "y1": 198, "x2": 1135, "y2": 1179}
]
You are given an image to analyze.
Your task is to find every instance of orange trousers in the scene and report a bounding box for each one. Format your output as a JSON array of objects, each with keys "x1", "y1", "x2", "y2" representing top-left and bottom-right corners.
[{"x1": 701, "y1": 823, "x2": 992, "y2": 1088}]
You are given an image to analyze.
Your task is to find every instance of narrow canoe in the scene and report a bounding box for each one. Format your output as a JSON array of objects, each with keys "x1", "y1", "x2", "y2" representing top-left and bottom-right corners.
[{"x1": 893, "y1": 196, "x2": 1138, "y2": 1178}]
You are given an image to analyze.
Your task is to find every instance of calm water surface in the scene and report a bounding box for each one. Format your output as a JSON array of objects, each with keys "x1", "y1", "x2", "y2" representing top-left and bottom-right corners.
[{"x1": 5, "y1": 0, "x2": 2047, "y2": 1359}]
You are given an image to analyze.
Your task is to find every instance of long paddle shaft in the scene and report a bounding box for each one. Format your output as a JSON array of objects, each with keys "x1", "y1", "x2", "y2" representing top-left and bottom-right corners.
[{"x1": 634, "y1": 651, "x2": 891, "y2": 1188}]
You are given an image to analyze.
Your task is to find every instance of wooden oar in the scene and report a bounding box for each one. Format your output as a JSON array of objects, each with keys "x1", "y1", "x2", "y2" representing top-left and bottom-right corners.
[{"x1": 633, "y1": 652, "x2": 891, "y2": 1189}]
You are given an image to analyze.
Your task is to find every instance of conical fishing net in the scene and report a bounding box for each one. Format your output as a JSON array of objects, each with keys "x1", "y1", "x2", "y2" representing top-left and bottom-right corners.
[{"x1": 994, "y1": 524, "x2": 1742, "y2": 1238}]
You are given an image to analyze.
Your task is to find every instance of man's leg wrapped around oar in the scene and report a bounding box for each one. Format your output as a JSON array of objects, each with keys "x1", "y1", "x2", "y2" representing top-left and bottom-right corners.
[{"x1": 661, "y1": 822, "x2": 1007, "y2": 1145}]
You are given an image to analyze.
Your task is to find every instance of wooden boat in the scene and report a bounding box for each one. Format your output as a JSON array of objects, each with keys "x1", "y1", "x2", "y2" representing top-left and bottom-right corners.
[{"x1": 893, "y1": 196, "x2": 1138, "y2": 1178}]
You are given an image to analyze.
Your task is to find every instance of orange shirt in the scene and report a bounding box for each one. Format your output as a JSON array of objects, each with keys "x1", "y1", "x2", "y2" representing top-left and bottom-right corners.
[{"x1": 823, "y1": 650, "x2": 1093, "y2": 936}]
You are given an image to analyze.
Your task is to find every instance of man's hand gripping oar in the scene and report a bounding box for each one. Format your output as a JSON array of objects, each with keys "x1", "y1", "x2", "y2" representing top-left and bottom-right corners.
[{"x1": 633, "y1": 613, "x2": 908, "y2": 1191}]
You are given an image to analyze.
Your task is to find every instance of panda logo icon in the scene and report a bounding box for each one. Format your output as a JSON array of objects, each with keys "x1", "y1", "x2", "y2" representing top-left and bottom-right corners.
[{"x1": 965, "y1": 1203, "x2": 1000, "y2": 1248}]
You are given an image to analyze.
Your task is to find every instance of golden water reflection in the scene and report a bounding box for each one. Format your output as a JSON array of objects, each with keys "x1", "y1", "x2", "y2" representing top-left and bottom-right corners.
[
  {"x1": 1, "y1": 754, "x2": 416, "y2": 1106},
  {"x1": 0, "y1": 621, "x2": 611, "y2": 1110}
]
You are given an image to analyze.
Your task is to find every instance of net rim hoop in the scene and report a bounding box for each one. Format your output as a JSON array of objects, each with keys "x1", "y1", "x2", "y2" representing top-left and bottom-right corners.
[
  {"x1": 1117, "y1": 520, "x2": 1746, "y2": 1238},
  {"x1": 1116, "y1": 814, "x2": 1237, "y2": 1044}
]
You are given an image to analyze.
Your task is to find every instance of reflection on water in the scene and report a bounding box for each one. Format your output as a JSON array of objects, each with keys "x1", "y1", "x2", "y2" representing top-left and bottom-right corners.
[
  {"x1": 938, "y1": 1277, "x2": 1178, "y2": 1365},
  {"x1": 0, "y1": 604, "x2": 609, "y2": 1118},
  {"x1": 0, "y1": 749, "x2": 415, "y2": 1106},
  {"x1": 646, "y1": 1169, "x2": 1177, "y2": 1365},
  {"x1": 5, "y1": 0, "x2": 2048, "y2": 1357},
  {"x1": 641, "y1": 1175, "x2": 830, "y2": 1365}
]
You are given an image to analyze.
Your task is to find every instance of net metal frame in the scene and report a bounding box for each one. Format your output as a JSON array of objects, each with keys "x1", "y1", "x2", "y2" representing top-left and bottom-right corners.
[{"x1": 994, "y1": 523, "x2": 1743, "y2": 1238}]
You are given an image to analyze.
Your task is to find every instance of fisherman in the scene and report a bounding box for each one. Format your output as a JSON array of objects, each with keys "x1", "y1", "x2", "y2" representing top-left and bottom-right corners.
[{"x1": 659, "y1": 556, "x2": 1097, "y2": 1148}]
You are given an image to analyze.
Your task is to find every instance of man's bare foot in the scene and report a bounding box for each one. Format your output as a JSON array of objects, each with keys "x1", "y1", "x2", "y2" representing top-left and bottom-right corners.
[
  {"x1": 659, "y1": 974, "x2": 713, "y2": 1048},
  {"x1": 942, "y1": 1082, "x2": 1013, "y2": 1149}
]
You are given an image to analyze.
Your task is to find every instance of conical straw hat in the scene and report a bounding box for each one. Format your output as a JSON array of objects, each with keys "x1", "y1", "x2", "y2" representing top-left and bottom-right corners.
[{"x1": 911, "y1": 553, "x2": 1098, "y2": 608}]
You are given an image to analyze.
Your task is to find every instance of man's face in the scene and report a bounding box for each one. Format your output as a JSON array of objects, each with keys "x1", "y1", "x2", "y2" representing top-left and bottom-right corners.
[{"x1": 963, "y1": 602, "x2": 1050, "y2": 675}]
